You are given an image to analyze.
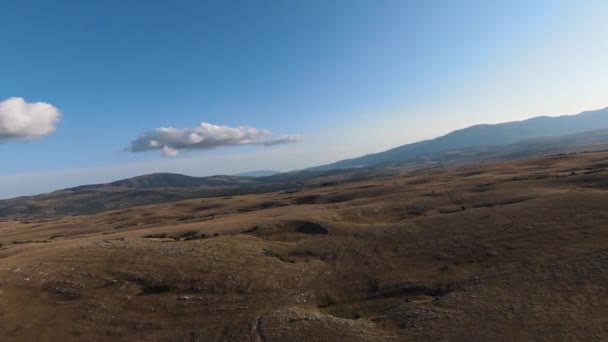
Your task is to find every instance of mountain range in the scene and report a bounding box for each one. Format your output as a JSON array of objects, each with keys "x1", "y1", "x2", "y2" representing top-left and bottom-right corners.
[
  {"x1": 2, "y1": 107, "x2": 608, "y2": 218},
  {"x1": 311, "y1": 107, "x2": 608, "y2": 170}
]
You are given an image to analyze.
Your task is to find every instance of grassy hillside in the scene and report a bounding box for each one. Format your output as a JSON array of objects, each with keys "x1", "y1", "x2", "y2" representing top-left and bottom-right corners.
[{"x1": 2, "y1": 150, "x2": 608, "y2": 340}]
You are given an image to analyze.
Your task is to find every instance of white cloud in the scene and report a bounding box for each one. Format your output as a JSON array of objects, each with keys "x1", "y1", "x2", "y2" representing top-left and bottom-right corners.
[
  {"x1": 0, "y1": 97, "x2": 61, "y2": 140},
  {"x1": 128, "y1": 122, "x2": 301, "y2": 157}
]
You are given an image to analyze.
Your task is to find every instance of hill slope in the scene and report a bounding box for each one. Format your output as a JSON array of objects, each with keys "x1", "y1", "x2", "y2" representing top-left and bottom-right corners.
[
  {"x1": 405, "y1": 128, "x2": 608, "y2": 164},
  {"x1": 313, "y1": 107, "x2": 608, "y2": 170},
  {"x1": 0, "y1": 167, "x2": 394, "y2": 218},
  {"x1": 2, "y1": 150, "x2": 608, "y2": 340},
  {"x1": 68, "y1": 173, "x2": 254, "y2": 191}
]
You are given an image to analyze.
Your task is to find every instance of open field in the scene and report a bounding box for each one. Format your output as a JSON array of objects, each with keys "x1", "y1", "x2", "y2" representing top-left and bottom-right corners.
[{"x1": 2, "y1": 151, "x2": 608, "y2": 340}]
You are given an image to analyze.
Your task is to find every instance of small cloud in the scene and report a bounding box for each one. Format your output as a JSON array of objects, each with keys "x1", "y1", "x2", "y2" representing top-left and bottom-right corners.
[
  {"x1": 127, "y1": 122, "x2": 301, "y2": 157},
  {"x1": 0, "y1": 97, "x2": 61, "y2": 141}
]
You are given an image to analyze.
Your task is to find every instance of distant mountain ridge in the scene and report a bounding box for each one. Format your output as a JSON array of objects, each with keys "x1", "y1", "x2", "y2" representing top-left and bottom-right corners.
[
  {"x1": 235, "y1": 170, "x2": 280, "y2": 177},
  {"x1": 66, "y1": 171, "x2": 281, "y2": 191},
  {"x1": 311, "y1": 107, "x2": 608, "y2": 170},
  {"x1": 0, "y1": 166, "x2": 383, "y2": 217},
  {"x1": 67, "y1": 173, "x2": 252, "y2": 191}
]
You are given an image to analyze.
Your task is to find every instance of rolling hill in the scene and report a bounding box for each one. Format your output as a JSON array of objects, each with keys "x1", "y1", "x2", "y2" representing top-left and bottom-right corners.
[
  {"x1": 67, "y1": 173, "x2": 255, "y2": 190},
  {"x1": 0, "y1": 166, "x2": 397, "y2": 218},
  {"x1": 3, "y1": 150, "x2": 608, "y2": 340}
]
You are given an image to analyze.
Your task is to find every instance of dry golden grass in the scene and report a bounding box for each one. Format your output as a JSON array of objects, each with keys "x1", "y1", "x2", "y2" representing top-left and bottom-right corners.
[{"x1": 2, "y1": 151, "x2": 608, "y2": 340}]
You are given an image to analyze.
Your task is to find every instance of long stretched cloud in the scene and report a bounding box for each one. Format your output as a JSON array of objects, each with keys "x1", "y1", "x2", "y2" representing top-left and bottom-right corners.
[
  {"x1": 0, "y1": 97, "x2": 61, "y2": 141},
  {"x1": 127, "y1": 122, "x2": 301, "y2": 157}
]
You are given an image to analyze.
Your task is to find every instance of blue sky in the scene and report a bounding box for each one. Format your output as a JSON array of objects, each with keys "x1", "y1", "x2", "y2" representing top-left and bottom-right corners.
[{"x1": 1, "y1": 0, "x2": 607, "y2": 198}]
